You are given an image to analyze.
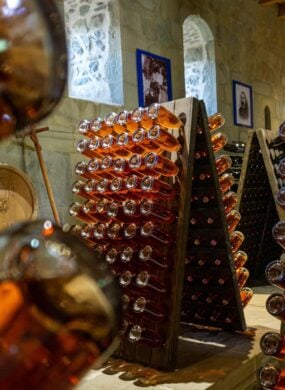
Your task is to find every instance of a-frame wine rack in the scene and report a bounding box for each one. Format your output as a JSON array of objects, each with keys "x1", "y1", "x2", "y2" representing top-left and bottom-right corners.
[
  {"x1": 71, "y1": 97, "x2": 247, "y2": 371},
  {"x1": 236, "y1": 129, "x2": 283, "y2": 282}
]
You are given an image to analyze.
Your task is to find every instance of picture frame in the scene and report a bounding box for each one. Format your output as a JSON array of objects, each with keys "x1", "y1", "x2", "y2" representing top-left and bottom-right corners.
[
  {"x1": 136, "y1": 49, "x2": 173, "y2": 107},
  {"x1": 232, "y1": 80, "x2": 253, "y2": 128}
]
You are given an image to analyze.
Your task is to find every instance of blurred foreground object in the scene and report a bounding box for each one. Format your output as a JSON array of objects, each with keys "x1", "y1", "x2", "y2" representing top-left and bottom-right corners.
[
  {"x1": 0, "y1": 0, "x2": 67, "y2": 139},
  {"x1": 0, "y1": 220, "x2": 121, "y2": 389}
]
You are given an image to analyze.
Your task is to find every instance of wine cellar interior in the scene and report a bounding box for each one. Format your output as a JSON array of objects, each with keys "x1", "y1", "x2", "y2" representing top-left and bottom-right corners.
[{"x1": 2, "y1": 1, "x2": 285, "y2": 389}]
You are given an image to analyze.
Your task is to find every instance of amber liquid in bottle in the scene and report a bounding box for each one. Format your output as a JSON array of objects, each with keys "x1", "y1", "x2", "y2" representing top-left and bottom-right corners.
[
  {"x1": 215, "y1": 154, "x2": 232, "y2": 175},
  {"x1": 233, "y1": 250, "x2": 248, "y2": 269},
  {"x1": 208, "y1": 112, "x2": 225, "y2": 131},
  {"x1": 147, "y1": 103, "x2": 183, "y2": 129},
  {"x1": 146, "y1": 125, "x2": 181, "y2": 152},
  {"x1": 222, "y1": 191, "x2": 238, "y2": 213},
  {"x1": 230, "y1": 231, "x2": 245, "y2": 254},
  {"x1": 236, "y1": 267, "x2": 249, "y2": 288},
  {"x1": 144, "y1": 152, "x2": 179, "y2": 177},
  {"x1": 219, "y1": 173, "x2": 235, "y2": 193},
  {"x1": 226, "y1": 209, "x2": 241, "y2": 233},
  {"x1": 211, "y1": 132, "x2": 228, "y2": 153}
]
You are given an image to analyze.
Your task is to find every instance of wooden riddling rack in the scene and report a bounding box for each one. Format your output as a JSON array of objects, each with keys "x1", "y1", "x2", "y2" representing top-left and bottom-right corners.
[
  {"x1": 236, "y1": 129, "x2": 284, "y2": 283},
  {"x1": 70, "y1": 97, "x2": 247, "y2": 370}
]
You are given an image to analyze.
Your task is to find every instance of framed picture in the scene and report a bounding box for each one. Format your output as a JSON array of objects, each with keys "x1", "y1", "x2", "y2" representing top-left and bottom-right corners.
[
  {"x1": 232, "y1": 80, "x2": 253, "y2": 128},
  {"x1": 136, "y1": 49, "x2": 173, "y2": 107}
]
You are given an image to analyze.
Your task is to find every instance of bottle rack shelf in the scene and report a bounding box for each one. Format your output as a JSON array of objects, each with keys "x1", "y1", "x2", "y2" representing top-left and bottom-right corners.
[
  {"x1": 70, "y1": 97, "x2": 247, "y2": 370},
  {"x1": 236, "y1": 129, "x2": 283, "y2": 282}
]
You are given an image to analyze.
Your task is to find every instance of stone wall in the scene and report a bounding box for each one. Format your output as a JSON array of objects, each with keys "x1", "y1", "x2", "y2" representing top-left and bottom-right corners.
[{"x1": 1, "y1": 0, "x2": 285, "y2": 224}]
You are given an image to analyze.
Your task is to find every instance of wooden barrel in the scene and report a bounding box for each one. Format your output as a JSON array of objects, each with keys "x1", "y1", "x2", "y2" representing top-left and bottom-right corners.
[{"x1": 0, "y1": 164, "x2": 38, "y2": 233}]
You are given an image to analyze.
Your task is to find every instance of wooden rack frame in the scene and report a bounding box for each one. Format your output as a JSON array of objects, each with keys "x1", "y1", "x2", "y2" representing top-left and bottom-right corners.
[
  {"x1": 236, "y1": 129, "x2": 283, "y2": 282},
  {"x1": 71, "y1": 97, "x2": 247, "y2": 370}
]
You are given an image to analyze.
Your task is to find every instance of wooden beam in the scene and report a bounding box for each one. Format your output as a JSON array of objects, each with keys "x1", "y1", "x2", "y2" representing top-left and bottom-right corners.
[
  {"x1": 278, "y1": 3, "x2": 285, "y2": 18},
  {"x1": 259, "y1": 0, "x2": 285, "y2": 5}
]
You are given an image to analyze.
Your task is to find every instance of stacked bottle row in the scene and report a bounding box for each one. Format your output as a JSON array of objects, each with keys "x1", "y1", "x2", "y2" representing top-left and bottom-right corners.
[
  {"x1": 237, "y1": 132, "x2": 281, "y2": 281},
  {"x1": 181, "y1": 112, "x2": 252, "y2": 330},
  {"x1": 70, "y1": 103, "x2": 183, "y2": 349},
  {"x1": 267, "y1": 121, "x2": 285, "y2": 189},
  {"x1": 257, "y1": 219, "x2": 285, "y2": 389}
]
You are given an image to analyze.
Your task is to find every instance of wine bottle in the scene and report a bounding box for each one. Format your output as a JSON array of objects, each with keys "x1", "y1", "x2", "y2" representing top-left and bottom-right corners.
[
  {"x1": 236, "y1": 267, "x2": 249, "y2": 288},
  {"x1": 128, "y1": 324, "x2": 165, "y2": 347},
  {"x1": 226, "y1": 209, "x2": 241, "y2": 233},
  {"x1": 76, "y1": 139, "x2": 97, "y2": 159},
  {"x1": 275, "y1": 187, "x2": 285, "y2": 210},
  {"x1": 266, "y1": 293, "x2": 285, "y2": 321},
  {"x1": 240, "y1": 287, "x2": 253, "y2": 307},
  {"x1": 147, "y1": 124, "x2": 181, "y2": 152},
  {"x1": 140, "y1": 199, "x2": 175, "y2": 224},
  {"x1": 72, "y1": 180, "x2": 89, "y2": 200},
  {"x1": 272, "y1": 221, "x2": 285, "y2": 250},
  {"x1": 211, "y1": 132, "x2": 228, "y2": 153},
  {"x1": 136, "y1": 271, "x2": 168, "y2": 293},
  {"x1": 69, "y1": 202, "x2": 99, "y2": 223},
  {"x1": 208, "y1": 112, "x2": 225, "y2": 131},
  {"x1": 230, "y1": 231, "x2": 245, "y2": 254},
  {"x1": 147, "y1": 103, "x2": 183, "y2": 129},
  {"x1": 132, "y1": 296, "x2": 168, "y2": 320},
  {"x1": 260, "y1": 332, "x2": 285, "y2": 360},
  {"x1": 140, "y1": 221, "x2": 172, "y2": 245},
  {"x1": 278, "y1": 158, "x2": 285, "y2": 178},
  {"x1": 215, "y1": 154, "x2": 232, "y2": 175},
  {"x1": 144, "y1": 152, "x2": 179, "y2": 177},
  {"x1": 265, "y1": 260, "x2": 285, "y2": 289},
  {"x1": 257, "y1": 363, "x2": 285, "y2": 389},
  {"x1": 219, "y1": 172, "x2": 235, "y2": 193},
  {"x1": 77, "y1": 119, "x2": 94, "y2": 138},
  {"x1": 232, "y1": 250, "x2": 248, "y2": 269},
  {"x1": 222, "y1": 191, "x2": 238, "y2": 213},
  {"x1": 138, "y1": 245, "x2": 170, "y2": 269}
]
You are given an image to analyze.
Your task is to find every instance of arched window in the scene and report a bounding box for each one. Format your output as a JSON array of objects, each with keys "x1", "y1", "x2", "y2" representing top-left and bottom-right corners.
[
  {"x1": 183, "y1": 15, "x2": 217, "y2": 116},
  {"x1": 264, "y1": 106, "x2": 272, "y2": 130},
  {"x1": 63, "y1": 0, "x2": 123, "y2": 105}
]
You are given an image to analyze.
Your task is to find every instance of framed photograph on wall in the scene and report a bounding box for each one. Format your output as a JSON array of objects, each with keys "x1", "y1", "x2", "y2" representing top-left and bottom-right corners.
[
  {"x1": 232, "y1": 80, "x2": 253, "y2": 128},
  {"x1": 136, "y1": 49, "x2": 173, "y2": 107}
]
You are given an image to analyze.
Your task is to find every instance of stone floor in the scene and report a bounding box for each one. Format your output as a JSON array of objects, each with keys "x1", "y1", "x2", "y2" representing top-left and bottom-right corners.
[{"x1": 76, "y1": 285, "x2": 280, "y2": 390}]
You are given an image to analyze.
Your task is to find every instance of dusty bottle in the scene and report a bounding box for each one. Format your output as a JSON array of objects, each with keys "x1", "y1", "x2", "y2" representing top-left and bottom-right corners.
[
  {"x1": 260, "y1": 332, "x2": 285, "y2": 360},
  {"x1": 215, "y1": 154, "x2": 232, "y2": 175},
  {"x1": 258, "y1": 363, "x2": 285, "y2": 389},
  {"x1": 0, "y1": 220, "x2": 121, "y2": 390},
  {"x1": 211, "y1": 132, "x2": 228, "y2": 153},
  {"x1": 208, "y1": 112, "x2": 225, "y2": 131},
  {"x1": 265, "y1": 260, "x2": 285, "y2": 289}
]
